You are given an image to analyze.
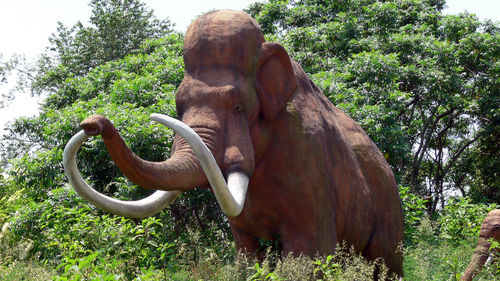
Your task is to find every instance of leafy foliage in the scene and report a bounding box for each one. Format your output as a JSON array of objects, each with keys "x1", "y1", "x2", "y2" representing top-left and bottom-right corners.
[
  {"x1": 2, "y1": 34, "x2": 183, "y2": 192},
  {"x1": 438, "y1": 197, "x2": 498, "y2": 244},
  {"x1": 32, "y1": 0, "x2": 173, "y2": 96},
  {"x1": 399, "y1": 185, "x2": 428, "y2": 244},
  {"x1": 1, "y1": 187, "x2": 233, "y2": 280},
  {"x1": 403, "y1": 202, "x2": 500, "y2": 281}
]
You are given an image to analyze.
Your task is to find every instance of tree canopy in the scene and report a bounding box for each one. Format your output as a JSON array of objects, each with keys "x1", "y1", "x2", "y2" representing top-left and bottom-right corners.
[{"x1": 1, "y1": 0, "x2": 173, "y2": 163}]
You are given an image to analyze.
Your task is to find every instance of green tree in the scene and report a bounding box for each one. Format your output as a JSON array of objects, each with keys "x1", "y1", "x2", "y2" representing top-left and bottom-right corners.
[
  {"x1": 247, "y1": 0, "x2": 500, "y2": 211},
  {"x1": 35, "y1": 0, "x2": 173, "y2": 99},
  {"x1": 1, "y1": 0, "x2": 173, "y2": 164}
]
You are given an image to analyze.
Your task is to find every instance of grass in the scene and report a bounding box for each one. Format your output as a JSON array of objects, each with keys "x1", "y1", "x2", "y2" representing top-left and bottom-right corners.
[
  {"x1": 3, "y1": 238, "x2": 500, "y2": 281},
  {"x1": 0, "y1": 241, "x2": 486, "y2": 281},
  {"x1": 0, "y1": 261, "x2": 54, "y2": 281}
]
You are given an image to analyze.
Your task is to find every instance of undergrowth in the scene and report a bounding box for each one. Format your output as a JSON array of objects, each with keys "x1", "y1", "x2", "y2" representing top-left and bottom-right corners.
[{"x1": 1, "y1": 187, "x2": 499, "y2": 280}]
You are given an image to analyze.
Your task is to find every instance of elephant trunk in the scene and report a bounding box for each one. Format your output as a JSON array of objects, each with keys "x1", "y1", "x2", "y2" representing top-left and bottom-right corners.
[
  {"x1": 461, "y1": 209, "x2": 500, "y2": 281},
  {"x1": 80, "y1": 115, "x2": 207, "y2": 190},
  {"x1": 461, "y1": 240, "x2": 491, "y2": 281},
  {"x1": 64, "y1": 114, "x2": 248, "y2": 218}
]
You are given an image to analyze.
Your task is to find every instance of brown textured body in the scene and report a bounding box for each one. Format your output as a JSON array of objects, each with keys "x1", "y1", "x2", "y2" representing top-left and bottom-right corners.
[
  {"x1": 462, "y1": 209, "x2": 500, "y2": 281},
  {"x1": 80, "y1": 10, "x2": 404, "y2": 276}
]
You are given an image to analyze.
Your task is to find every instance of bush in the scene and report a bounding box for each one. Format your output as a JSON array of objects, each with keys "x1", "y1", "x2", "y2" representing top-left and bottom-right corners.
[
  {"x1": 399, "y1": 185, "x2": 428, "y2": 245},
  {"x1": 404, "y1": 234, "x2": 473, "y2": 281},
  {"x1": 183, "y1": 244, "x2": 398, "y2": 281},
  {"x1": 402, "y1": 199, "x2": 500, "y2": 280},
  {"x1": 4, "y1": 187, "x2": 176, "y2": 277},
  {"x1": 438, "y1": 197, "x2": 498, "y2": 244},
  {"x1": 1, "y1": 184, "x2": 239, "y2": 280}
]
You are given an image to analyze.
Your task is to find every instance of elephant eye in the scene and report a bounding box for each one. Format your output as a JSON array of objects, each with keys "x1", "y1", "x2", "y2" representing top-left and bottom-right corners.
[{"x1": 234, "y1": 104, "x2": 244, "y2": 113}]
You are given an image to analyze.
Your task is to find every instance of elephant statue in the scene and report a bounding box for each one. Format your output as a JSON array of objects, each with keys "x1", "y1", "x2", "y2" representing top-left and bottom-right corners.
[
  {"x1": 63, "y1": 10, "x2": 404, "y2": 277},
  {"x1": 461, "y1": 209, "x2": 500, "y2": 281}
]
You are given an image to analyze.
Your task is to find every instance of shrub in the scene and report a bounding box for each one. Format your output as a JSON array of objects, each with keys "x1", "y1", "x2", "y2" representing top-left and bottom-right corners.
[
  {"x1": 186, "y1": 244, "x2": 398, "y2": 281},
  {"x1": 438, "y1": 197, "x2": 498, "y2": 244},
  {"x1": 399, "y1": 185, "x2": 428, "y2": 245}
]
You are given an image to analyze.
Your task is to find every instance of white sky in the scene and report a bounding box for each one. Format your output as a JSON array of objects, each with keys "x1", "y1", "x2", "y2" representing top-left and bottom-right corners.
[{"x1": 1, "y1": 0, "x2": 499, "y2": 134}]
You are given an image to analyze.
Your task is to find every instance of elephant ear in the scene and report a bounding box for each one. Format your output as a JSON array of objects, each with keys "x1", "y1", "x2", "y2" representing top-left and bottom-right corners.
[{"x1": 256, "y1": 42, "x2": 297, "y2": 120}]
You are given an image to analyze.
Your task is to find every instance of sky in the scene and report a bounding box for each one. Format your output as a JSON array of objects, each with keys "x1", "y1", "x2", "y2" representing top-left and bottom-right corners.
[{"x1": 1, "y1": 0, "x2": 499, "y2": 133}]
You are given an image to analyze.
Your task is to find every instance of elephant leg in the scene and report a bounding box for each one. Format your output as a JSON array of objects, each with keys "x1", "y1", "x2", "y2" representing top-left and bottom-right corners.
[
  {"x1": 362, "y1": 231, "x2": 404, "y2": 279},
  {"x1": 280, "y1": 234, "x2": 314, "y2": 257},
  {"x1": 231, "y1": 225, "x2": 260, "y2": 258},
  {"x1": 279, "y1": 223, "x2": 335, "y2": 257}
]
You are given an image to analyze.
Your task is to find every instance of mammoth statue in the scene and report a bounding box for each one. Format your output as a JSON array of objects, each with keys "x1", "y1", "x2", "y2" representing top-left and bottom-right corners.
[
  {"x1": 63, "y1": 10, "x2": 403, "y2": 276},
  {"x1": 461, "y1": 209, "x2": 500, "y2": 281}
]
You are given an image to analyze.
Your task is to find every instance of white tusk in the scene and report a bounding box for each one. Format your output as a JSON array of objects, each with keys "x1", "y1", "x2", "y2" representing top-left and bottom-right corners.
[
  {"x1": 151, "y1": 113, "x2": 248, "y2": 217},
  {"x1": 226, "y1": 172, "x2": 249, "y2": 214},
  {"x1": 63, "y1": 130, "x2": 181, "y2": 218},
  {"x1": 485, "y1": 254, "x2": 494, "y2": 266}
]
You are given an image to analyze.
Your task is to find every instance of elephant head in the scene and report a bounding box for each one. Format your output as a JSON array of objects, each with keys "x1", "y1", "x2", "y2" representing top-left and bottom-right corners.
[
  {"x1": 461, "y1": 209, "x2": 500, "y2": 281},
  {"x1": 63, "y1": 10, "x2": 296, "y2": 218}
]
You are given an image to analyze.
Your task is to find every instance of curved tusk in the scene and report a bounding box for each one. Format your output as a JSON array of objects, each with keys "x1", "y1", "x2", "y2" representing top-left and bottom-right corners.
[
  {"x1": 63, "y1": 130, "x2": 181, "y2": 218},
  {"x1": 151, "y1": 113, "x2": 248, "y2": 217}
]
